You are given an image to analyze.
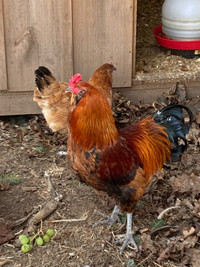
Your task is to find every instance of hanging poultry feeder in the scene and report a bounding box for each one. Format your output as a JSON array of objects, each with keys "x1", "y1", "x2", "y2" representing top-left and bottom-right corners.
[{"x1": 153, "y1": 0, "x2": 200, "y2": 58}]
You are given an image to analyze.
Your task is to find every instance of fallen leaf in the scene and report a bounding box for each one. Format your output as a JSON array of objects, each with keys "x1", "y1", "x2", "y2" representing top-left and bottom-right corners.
[
  {"x1": 0, "y1": 222, "x2": 15, "y2": 245},
  {"x1": 140, "y1": 233, "x2": 157, "y2": 254},
  {"x1": 0, "y1": 182, "x2": 10, "y2": 191},
  {"x1": 157, "y1": 238, "x2": 179, "y2": 262},
  {"x1": 169, "y1": 173, "x2": 200, "y2": 196},
  {"x1": 179, "y1": 235, "x2": 199, "y2": 252},
  {"x1": 192, "y1": 199, "x2": 200, "y2": 218},
  {"x1": 182, "y1": 227, "x2": 196, "y2": 239},
  {"x1": 186, "y1": 248, "x2": 200, "y2": 267},
  {"x1": 196, "y1": 112, "x2": 200, "y2": 124}
]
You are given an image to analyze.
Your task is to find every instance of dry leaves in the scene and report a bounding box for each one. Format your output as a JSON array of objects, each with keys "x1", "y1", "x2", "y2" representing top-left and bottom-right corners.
[
  {"x1": 0, "y1": 222, "x2": 15, "y2": 245},
  {"x1": 169, "y1": 173, "x2": 200, "y2": 196}
]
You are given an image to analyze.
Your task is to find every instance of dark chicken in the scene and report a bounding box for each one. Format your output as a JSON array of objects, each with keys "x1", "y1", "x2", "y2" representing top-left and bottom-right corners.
[{"x1": 68, "y1": 74, "x2": 193, "y2": 254}]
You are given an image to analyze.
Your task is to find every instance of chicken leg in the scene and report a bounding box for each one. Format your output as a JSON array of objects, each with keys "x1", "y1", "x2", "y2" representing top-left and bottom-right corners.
[
  {"x1": 93, "y1": 205, "x2": 121, "y2": 227},
  {"x1": 115, "y1": 213, "x2": 138, "y2": 255}
]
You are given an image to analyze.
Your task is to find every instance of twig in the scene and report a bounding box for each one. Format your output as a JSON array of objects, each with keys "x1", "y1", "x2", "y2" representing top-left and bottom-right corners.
[
  {"x1": 115, "y1": 99, "x2": 127, "y2": 108},
  {"x1": 28, "y1": 195, "x2": 62, "y2": 225},
  {"x1": 45, "y1": 171, "x2": 58, "y2": 197},
  {"x1": 13, "y1": 207, "x2": 40, "y2": 227},
  {"x1": 136, "y1": 253, "x2": 153, "y2": 266},
  {"x1": 151, "y1": 225, "x2": 179, "y2": 238},
  {"x1": 57, "y1": 151, "x2": 67, "y2": 156},
  {"x1": 157, "y1": 206, "x2": 180, "y2": 220},
  {"x1": 152, "y1": 261, "x2": 163, "y2": 267},
  {"x1": 47, "y1": 212, "x2": 88, "y2": 223},
  {"x1": 0, "y1": 258, "x2": 11, "y2": 266}
]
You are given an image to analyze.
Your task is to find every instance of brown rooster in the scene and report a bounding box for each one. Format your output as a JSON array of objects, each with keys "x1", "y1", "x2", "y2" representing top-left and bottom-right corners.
[
  {"x1": 33, "y1": 63, "x2": 116, "y2": 133},
  {"x1": 67, "y1": 73, "x2": 193, "y2": 254}
]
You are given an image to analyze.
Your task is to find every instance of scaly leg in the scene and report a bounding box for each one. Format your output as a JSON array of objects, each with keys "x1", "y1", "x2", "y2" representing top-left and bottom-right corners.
[
  {"x1": 93, "y1": 205, "x2": 121, "y2": 227},
  {"x1": 115, "y1": 213, "x2": 138, "y2": 255}
]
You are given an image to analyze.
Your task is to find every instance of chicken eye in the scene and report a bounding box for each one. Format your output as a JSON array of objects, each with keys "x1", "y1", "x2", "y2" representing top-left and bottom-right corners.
[{"x1": 75, "y1": 90, "x2": 85, "y2": 104}]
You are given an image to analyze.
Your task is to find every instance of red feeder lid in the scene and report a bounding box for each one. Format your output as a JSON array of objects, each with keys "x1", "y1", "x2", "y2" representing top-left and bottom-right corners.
[{"x1": 153, "y1": 25, "x2": 200, "y2": 50}]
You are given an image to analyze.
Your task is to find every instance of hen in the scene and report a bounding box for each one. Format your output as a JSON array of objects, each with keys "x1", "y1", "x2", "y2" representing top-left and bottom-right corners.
[
  {"x1": 34, "y1": 67, "x2": 71, "y2": 133},
  {"x1": 89, "y1": 63, "x2": 116, "y2": 107},
  {"x1": 33, "y1": 63, "x2": 116, "y2": 133},
  {"x1": 67, "y1": 74, "x2": 193, "y2": 254}
]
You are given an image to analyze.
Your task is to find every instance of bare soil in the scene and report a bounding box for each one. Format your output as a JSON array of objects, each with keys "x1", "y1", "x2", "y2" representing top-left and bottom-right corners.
[
  {"x1": 0, "y1": 90, "x2": 200, "y2": 267},
  {"x1": 0, "y1": 1, "x2": 200, "y2": 266}
]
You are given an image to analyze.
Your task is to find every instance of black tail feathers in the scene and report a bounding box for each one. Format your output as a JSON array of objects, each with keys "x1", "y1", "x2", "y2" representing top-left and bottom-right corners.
[
  {"x1": 153, "y1": 104, "x2": 193, "y2": 162},
  {"x1": 35, "y1": 66, "x2": 55, "y2": 91}
]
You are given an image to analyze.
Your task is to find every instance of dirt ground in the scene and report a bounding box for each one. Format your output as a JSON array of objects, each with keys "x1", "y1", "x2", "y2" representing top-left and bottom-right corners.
[
  {"x1": 0, "y1": 89, "x2": 200, "y2": 267},
  {"x1": 0, "y1": 1, "x2": 200, "y2": 266}
]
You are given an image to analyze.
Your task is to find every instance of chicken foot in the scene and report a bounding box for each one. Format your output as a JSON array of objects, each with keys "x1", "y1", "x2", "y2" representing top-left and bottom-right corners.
[
  {"x1": 93, "y1": 205, "x2": 121, "y2": 227},
  {"x1": 115, "y1": 213, "x2": 138, "y2": 255}
]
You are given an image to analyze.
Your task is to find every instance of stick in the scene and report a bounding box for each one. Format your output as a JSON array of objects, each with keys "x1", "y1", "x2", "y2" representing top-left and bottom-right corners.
[
  {"x1": 47, "y1": 212, "x2": 88, "y2": 223},
  {"x1": 28, "y1": 195, "x2": 62, "y2": 225},
  {"x1": 157, "y1": 206, "x2": 180, "y2": 220}
]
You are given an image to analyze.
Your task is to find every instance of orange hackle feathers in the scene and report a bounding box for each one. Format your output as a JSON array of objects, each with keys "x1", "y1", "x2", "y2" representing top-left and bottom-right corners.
[
  {"x1": 69, "y1": 81, "x2": 118, "y2": 150},
  {"x1": 99, "y1": 117, "x2": 172, "y2": 184},
  {"x1": 89, "y1": 63, "x2": 116, "y2": 107},
  {"x1": 122, "y1": 117, "x2": 172, "y2": 179}
]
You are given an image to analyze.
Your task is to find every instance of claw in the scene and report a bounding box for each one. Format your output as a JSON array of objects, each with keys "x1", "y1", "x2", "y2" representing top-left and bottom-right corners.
[
  {"x1": 93, "y1": 205, "x2": 121, "y2": 227},
  {"x1": 116, "y1": 213, "x2": 138, "y2": 255},
  {"x1": 116, "y1": 232, "x2": 138, "y2": 255}
]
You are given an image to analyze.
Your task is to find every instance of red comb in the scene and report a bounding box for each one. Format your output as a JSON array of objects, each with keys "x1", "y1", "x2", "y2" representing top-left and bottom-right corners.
[{"x1": 69, "y1": 73, "x2": 82, "y2": 94}]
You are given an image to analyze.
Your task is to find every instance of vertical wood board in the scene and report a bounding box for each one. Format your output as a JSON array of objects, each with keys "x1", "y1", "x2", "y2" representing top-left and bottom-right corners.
[
  {"x1": 72, "y1": 0, "x2": 133, "y2": 87},
  {"x1": 132, "y1": 0, "x2": 137, "y2": 77},
  {"x1": 0, "y1": 0, "x2": 7, "y2": 91},
  {"x1": 3, "y1": 0, "x2": 73, "y2": 92}
]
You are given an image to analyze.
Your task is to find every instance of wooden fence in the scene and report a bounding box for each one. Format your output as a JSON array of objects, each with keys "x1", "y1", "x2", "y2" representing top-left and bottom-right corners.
[{"x1": 0, "y1": 0, "x2": 137, "y2": 115}]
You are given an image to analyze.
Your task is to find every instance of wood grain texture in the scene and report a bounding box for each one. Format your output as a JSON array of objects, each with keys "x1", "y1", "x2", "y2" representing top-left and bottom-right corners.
[
  {"x1": 0, "y1": 92, "x2": 41, "y2": 115},
  {"x1": 0, "y1": 0, "x2": 7, "y2": 91},
  {"x1": 1, "y1": 79, "x2": 199, "y2": 115},
  {"x1": 132, "y1": 0, "x2": 137, "y2": 77},
  {"x1": 3, "y1": 0, "x2": 73, "y2": 92},
  {"x1": 72, "y1": 0, "x2": 133, "y2": 87}
]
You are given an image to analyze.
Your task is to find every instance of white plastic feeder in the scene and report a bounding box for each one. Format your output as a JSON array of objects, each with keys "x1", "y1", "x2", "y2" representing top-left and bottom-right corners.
[{"x1": 162, "y1": 0, "x2": 200, "y2": 40}]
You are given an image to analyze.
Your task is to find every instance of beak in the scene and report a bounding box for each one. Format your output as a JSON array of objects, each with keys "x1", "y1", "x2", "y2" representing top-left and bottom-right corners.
[
  {"x1": 112, "y1": 65, "x2": 117, "y2": 71},
  {"x1": 108, "y1": 62, "x2": 117, "y2": 71}
]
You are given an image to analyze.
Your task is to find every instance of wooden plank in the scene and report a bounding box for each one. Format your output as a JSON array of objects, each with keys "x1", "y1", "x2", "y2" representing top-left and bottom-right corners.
[
  {"x1": 3, "y1": 0, "x2": 73, "y2": 92},
  {"x1": 0, "y1": 0, "x2": 7, "y2": 91},
  {"x1": 117, "y1": 86, "x2": 200, "y2": 105},
  {"x1": 0, "y1": 92, "x2": 41, "y2": 115},
  {"x1": 117, "y1": 77, "x2": 200, "y2": 104},
  {"x1": 132, "y1": 0, "x2": 137, "y2": 77},
  {"x1": 1, "y1": 78, "x2": 199, "y2": 115},
  {"x1": 72, "y1": 0, "x2": 133, "y2": 87}
]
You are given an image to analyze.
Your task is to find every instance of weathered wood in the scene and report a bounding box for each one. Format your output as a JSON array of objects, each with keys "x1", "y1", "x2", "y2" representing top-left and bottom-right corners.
[
  {"x1": 1, "y1": 78, "x2": 199, "y2": 115},
  {"x1": 3, "y1": 0, "x2": 73, "y2": 92},
  {"x1": 0, "y1": 92, "x2": 41, "y2": 115},
  {"x1": 132, "y1": 0, "x2": 137, "y2": 77},
  {"x1": 117, "y1": 77, "x2": 200, "y2": 104},
  {"x1": 0, "y1": 0, "x2": 7, "y2": 91},
  {"x1": 72, "y1": 0, "x2": 133, "y2": 87}
]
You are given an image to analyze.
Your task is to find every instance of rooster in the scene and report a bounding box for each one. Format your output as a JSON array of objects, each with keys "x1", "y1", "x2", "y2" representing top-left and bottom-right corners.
[
  {"x1": 33, "y1": 63, "x2": 116, "y2": 133},
  {"x1": 67, "y1": 73, "x2": 193, "y2": 254}
]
